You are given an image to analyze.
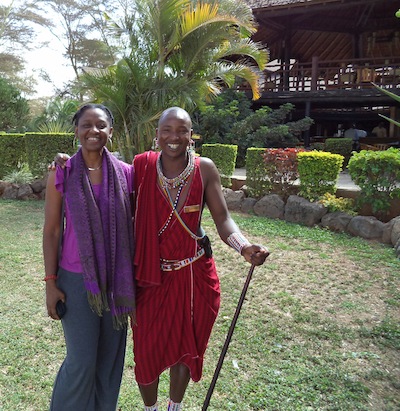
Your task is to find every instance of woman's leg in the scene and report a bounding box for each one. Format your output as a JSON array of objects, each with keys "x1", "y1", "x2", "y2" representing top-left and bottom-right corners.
[
  {"x1": 169, "y1": 363, "x2": 190, "y2": 403},
  {"x1": 50, "y1": 269, "x2": 100, "y2": 411},
  {"x1": 95, "y1": 310, "x2": 127, "y2": 410}
]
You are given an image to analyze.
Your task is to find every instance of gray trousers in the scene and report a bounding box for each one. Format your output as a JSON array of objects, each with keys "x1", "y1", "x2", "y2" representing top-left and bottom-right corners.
[{"x1": 50, "y1": 268, "x2": 127, "y2": 411}]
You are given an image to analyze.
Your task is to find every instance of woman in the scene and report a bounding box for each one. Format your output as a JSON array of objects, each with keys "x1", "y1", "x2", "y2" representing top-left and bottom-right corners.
[
  {"x1": 43, "y1": 103, "x2": 135, "y2": 411},
  {"x1": 133, "y1": 107, "x2": 269, "y2": 411}
]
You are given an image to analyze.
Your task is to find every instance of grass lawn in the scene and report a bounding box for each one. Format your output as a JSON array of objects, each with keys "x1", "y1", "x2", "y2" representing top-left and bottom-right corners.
[{"x1": 0, "y1": 199, "x2": 399, "y2": 411}]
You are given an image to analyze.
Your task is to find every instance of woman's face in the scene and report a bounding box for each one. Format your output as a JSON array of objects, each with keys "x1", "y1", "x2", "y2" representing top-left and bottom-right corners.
[{"x1": 75, "y1": 108, "x2": 112, "y2": 153}]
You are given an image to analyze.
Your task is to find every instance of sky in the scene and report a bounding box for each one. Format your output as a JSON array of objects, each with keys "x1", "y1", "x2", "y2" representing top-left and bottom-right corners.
[
  {"x1": 0, "y1": 0, "x2": 75, "y2": 99},
  {"x1": 24, "y1": 25, "x2": 76, "y2": 99}
]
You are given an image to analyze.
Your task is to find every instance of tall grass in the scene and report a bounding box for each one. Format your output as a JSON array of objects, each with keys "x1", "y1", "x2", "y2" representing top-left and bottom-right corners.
[{"x1": 0, "y1": 200, "x2": 399, "y2": 411}]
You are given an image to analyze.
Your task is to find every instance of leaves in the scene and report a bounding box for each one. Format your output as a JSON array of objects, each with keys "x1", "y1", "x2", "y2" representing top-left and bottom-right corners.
[{"x1": 78, "y1": 0, "x2": 267, "y2": 159}]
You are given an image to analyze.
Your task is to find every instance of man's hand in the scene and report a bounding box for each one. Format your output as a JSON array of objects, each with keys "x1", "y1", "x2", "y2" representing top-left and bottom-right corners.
[
  {"x1": 242, "y1": 244, "x2": 270, "y2": 266},
  {"x1": 48, "y1": 153, "x2": 70, "y2": 171}
]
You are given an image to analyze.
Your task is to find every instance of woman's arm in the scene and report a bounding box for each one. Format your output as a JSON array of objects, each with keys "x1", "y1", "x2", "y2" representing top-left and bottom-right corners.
[
  {"x1": 43, "y1": 171, "x2": 66, "y2": 319},
  {"x1": 200, "y1": 157, "x2": 269, "y2": 266}
]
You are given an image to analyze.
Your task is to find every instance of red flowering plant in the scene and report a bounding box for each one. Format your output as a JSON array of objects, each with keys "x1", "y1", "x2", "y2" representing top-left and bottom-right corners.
[{"x1": 262, "y1": 147, "x2": 305, "y2": 200}]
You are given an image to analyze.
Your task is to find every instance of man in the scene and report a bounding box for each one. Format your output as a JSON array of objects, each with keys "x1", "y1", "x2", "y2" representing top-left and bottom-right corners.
[
  {"x1": 372, "y1": 122, "x2": 388, "y2": 139},
  {"x1": 344, "y1": 123, "x2": 367, "y2": 151}
]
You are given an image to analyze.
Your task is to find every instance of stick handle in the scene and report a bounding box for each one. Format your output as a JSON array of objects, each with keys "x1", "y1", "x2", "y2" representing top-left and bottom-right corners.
[{"x1": 202, "y1": 264, "x2": 256, "y2": 411}]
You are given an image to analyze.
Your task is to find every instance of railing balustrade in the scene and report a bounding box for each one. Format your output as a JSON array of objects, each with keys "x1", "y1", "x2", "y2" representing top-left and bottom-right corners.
[{"x1": 239, "y1": 58, "x2": 400, "y2": 93}]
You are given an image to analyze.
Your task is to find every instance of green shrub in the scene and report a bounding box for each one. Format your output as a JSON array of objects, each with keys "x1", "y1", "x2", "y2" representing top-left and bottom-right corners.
[
  {"x1": 318, "y1": 193, "x2": 356, "y2": 215},
  {"x1": 201, "y1": 143, "x2": 238, "y2": 187},
  {"x1": 24, "y1": 133, "x2": 75, "y2": 178},
  {"x1": 0, "y1": 134, "x2": 26, "y2": 179},
  {"x1": 3, "y1": 163, "x2": 35, "y2": 184},
  {"x1": 310, "y1": 142, "x2": 325, "y2": 151},
  {"x1": 245, "y1": 148, "x2": 270, "y2": 198},
  {"x1": 324, "y1": 138, "x2": 353, "y2": 167},
  {"x1": 297, "y1": 151, "x2": 344, "y2": 200},
  {"x1": 348, "y1": 147, "x2": 400, "y2": 218}
]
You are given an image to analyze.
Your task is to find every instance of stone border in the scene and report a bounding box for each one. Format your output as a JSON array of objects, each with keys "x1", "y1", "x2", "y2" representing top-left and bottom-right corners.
[
  {"x1": 1, "y1": 178, "x2": 399, "y2": 257},
  {"x1": 223, "y1": 188, "x2": 400, "y2": 258},
  {"x1": 0, "y1": 179, "x2": 46, "y2": 200}
]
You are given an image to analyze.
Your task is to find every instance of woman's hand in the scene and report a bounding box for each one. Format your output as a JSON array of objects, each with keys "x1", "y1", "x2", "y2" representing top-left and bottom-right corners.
[
  {"x1": 242, "y1": 244, "x2": 270, "y2": 266},
  {"x1": 45, "y1": 281, "x2": 66, "y2": 320}
]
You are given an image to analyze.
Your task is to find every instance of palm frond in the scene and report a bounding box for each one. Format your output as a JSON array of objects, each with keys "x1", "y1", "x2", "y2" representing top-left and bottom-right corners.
[
  {"x1": 372, "y1": 82, "x2": 400, "y2": 103},
  {"x1": 379, "y1": 114, "x2": 400, "y2": 128}
]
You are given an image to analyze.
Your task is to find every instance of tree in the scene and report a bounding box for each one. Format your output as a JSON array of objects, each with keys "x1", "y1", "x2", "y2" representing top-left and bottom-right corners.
[
  {"x1": 194, "y1": 88, "x2": 253, "y2": 143},
  {"x1": 226, "y1": 103, "x2": 313, "y2": 165},
  {"x1": 30, "y1": 97, "x2": 80, "y2": 132},
  {"x1": 44, "y1": 0, "x2": 119, "y2": 84},
  {"x1": 196, "y1": 91, "x2": 313, "y2": 166},
  {"x1": 0, "y1": 1, "x2": 51, "y2": 94},
  {"x1": 0, "y1": 77, "x2": 30, "y2": 131},
  {"x1": 78, "y1": 0, "x2": 268, "y2": 162}
]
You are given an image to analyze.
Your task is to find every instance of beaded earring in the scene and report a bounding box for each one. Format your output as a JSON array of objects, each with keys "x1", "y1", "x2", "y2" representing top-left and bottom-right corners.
[
  {"x1": 73, "y1": 135, "x2": 79, "y2": 148},
  {"x1": 152, "y1": 137, "x2": 159, "y2": 151},
  {"x1": 188, "y1": 139, "x2": 195, "y2": 152},
  {"x1": 107, "y1": 136, "x2": 113, "y2": 150}
]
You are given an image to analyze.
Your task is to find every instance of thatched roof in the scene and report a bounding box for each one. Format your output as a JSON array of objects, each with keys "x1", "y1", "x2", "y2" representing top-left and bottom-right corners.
[
  {"x1": 247, "y1": 0, "x2": 400, "y2": 63},
  {"x1": 246, "y1": 0, "x2": 310, "y2": 8}
]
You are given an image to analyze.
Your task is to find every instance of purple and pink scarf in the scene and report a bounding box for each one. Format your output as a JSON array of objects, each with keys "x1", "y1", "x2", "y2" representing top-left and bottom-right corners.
[{"x1": 66, "y1": 148, "x2": 135, "y2": 329}]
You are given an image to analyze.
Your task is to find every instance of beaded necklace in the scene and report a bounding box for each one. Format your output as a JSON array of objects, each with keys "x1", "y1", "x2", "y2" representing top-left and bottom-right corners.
[
  {"x1": 158, "y1": 182, "x2": 186, "y2": 236},
  {"x1": 156, "y1": 152, "x2": 194, "y2": 189}
]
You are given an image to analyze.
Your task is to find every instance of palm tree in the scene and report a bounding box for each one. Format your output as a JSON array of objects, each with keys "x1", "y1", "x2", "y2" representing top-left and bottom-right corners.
[
  {"x1": 31, "y1": 98, "x2": 80, "y2": 132},
  {"x1": 79, "y1": 0, "x2": 268, "y2": 162}
]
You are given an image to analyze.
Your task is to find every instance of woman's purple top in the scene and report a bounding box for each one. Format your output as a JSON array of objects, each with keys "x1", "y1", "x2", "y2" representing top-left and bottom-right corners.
[{"x1": 55, "y1": 160, "x2": 134, "y2": 273}]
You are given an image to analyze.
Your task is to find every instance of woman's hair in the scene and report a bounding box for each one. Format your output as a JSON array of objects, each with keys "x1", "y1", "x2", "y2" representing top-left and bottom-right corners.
[{"x1": 72, "y1": 104, "x2": 114, "y2": 126}]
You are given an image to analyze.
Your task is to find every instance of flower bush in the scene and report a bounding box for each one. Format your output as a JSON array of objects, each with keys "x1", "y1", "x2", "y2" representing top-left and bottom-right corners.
[{"x1": 262, "y1": 147, "x2": 305, "y2": 200}]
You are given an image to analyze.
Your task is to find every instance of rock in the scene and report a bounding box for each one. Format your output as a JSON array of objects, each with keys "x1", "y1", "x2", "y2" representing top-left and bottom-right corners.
[
  {"x1": 39, "y1": 188, "x2": 46, "y2": 200},
  {"x1": 17, "y1": 183, "x2": 34, "y2": 200},
  {"x1": 223, "y1": 188, "x2": 245, "y2": 211},
  {"x1": 254, "y1": 194, "x2": 285, "y2": 219},
  {"x1": 284, "y1": 195, "x2": 327, "y2": 226},
  {"x1": 0, "y1": 180, "x2": 7, "y2": 196},
  {"x1": 395, "y1": 238, "x2": 400, "y2": 258},
  {"x1": 346, "y1": 216, "x2": 385, "y2": 240},
  {"x1": 381, "y1": 217, "x2": 398, "y2": 245},
  {"x1": 30, "y1": 178, "x2": 47, "y2": 193},
  {"x1": 241, "y1": 197, "x2": 257, "y2": 214},
  {"x1": 2, "y1": 183, "x2": 19, "y2": 199},
  {"x1": 390, "y1": 216, "x2": 400, "y2": 248},
  {"x1": 320, "y1": 212, "x2": 353, "y2": 232}
]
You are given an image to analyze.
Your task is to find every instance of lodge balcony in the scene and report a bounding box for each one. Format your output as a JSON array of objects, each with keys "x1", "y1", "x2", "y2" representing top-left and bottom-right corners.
[
  {"x1": 241, "y1": 57, "x2": 400, "y2": 102},
  {"x1": 239, "y1": 57, "x2": 400, "y2": 142}
]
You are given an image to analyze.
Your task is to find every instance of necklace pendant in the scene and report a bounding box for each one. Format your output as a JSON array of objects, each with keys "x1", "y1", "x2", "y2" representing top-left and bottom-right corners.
[{"x1": 87, "y1": 164, "x2": 102, "y2": 171}]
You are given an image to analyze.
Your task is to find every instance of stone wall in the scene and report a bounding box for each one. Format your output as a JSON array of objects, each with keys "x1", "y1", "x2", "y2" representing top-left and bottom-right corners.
[
  {"x1": 0, "y1": 178, "x2": 47, "y2": 200},
  {"x1": 223, "y1": 188, "x2": 400, "y2": 257},
  {"x1": 0, "y1": 177, "x2": 399, "y2": 257}
]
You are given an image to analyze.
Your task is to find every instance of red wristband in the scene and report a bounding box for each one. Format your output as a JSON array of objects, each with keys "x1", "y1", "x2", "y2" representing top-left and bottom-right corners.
[{"x1": 43, "y1": 275, "x2": 58, "y2": 281}]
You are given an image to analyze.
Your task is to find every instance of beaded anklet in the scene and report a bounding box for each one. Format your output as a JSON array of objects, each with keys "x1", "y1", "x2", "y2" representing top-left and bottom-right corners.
[
  {"x1": 167, "y1": 399, "x2": 182, "y2": 411},
  {"x1": 143, "y1": 403, "x2": 158, "y2": 411}
]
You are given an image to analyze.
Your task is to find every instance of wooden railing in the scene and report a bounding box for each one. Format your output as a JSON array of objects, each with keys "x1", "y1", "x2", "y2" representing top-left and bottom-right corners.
[{"x1": 241, "y1": 57, "x2": 400, "y2": 93}]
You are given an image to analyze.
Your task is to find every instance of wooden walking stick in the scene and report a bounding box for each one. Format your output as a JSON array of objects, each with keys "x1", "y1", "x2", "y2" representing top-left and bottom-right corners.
[{"x1": 202, "y1": 264, "x2": 256, "y2": 411}]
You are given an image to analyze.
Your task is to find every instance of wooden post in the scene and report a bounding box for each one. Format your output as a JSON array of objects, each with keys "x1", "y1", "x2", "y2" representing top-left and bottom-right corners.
[{"x1": 311, "y1": 56, "x2": 318, "y2": 91}]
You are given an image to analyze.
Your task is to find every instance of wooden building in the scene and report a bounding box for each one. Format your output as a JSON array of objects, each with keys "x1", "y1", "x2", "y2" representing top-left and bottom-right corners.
[{"x1": 244, "y1": 0, "x2": 400, "y2": 145}]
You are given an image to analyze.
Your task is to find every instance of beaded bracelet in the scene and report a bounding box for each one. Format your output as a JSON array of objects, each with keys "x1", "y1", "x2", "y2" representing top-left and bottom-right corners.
[
  {"x1": 43, "y1": 275, "x2": 58, "y2": 281},
  {"x1": 227, "y1": 232, "x2": 251, "y2": 255}
]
